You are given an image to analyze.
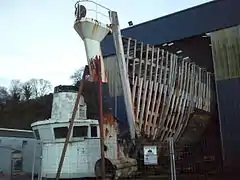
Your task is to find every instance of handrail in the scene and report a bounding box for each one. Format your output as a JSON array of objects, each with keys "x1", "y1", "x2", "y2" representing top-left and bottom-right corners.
[
  {"x1": 74, "y1": 0, "x2": 111, "y2": 24},
  {"x1": 75, "y1": 0, "x2": 111, "y2": 11}
]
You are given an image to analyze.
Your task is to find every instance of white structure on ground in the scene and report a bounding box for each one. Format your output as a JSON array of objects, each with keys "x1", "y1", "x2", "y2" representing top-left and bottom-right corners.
[{"x1": 31, "y1": 86, "x2": 101, "y2": 179}]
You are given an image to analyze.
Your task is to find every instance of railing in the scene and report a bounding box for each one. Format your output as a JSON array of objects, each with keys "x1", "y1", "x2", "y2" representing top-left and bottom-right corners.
[{"x1": 75, "y1": 0, "x2": 111, "y2": 25}]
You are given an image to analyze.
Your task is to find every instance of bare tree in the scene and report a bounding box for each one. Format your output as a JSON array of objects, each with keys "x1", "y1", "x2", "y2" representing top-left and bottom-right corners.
[
  {"x1": 38, "y1": 79, "x2": 52, "y2": 96},
  {"x1": 9, "y1": 80, "x2": 23, "y2": 102},
  {"x1": 28, "y1": 78, "x2": 52, "y2": 98},
  {"x1": 0, "y1": 86, "x2": 10, "y2": 104},
  {"x1": 70, "y1": 67, "x2": 85, "y2": 84},
  {"x1": 22, "y1": 81, "x2": 33, "y2": 100}
]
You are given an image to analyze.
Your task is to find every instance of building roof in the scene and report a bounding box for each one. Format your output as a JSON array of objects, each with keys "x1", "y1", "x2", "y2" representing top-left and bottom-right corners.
[
  {"x1": 101, "y1": 0, "x2": 240, "y2": 57},
  {"x1": 0, "y1": 128, "x2": 34, "y2": 138}
]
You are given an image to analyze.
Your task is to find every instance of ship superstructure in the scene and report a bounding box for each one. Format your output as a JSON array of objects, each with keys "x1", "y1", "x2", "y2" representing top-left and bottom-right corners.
[{"x1": 31, "y1": 85, "x2": 101, "y2": 179}]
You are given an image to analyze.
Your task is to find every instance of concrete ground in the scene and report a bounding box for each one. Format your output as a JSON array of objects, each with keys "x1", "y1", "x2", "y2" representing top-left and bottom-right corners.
[{"x1": 0, "y1": 174, "x2": 216, "y2": 180}]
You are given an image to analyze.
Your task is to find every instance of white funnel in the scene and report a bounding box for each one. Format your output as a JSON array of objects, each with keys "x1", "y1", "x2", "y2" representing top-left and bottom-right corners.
[
  {"x1": 51, "y1": 85, "x2": 86, "y2": 122},
  {"x1": 74, "y1": 18, "x2": 110, "y2": 82}
]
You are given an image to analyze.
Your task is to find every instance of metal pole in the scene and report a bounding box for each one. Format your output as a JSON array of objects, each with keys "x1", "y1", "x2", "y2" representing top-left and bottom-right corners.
[
  {"x1": 38, "y1": 142, "x2": 42, "y2": 180},
  {"x1": 109, "y1": 11, "x2": 136, "y2": 141},
  {"x1": 31, "y1": 141, "x2": 37, "y2": 180},
  {"x1": 96, "y1": 56, "x2": 106, "y2": 179},
  {"x1": 169, "y1": 137, "x2": 177, "y2": 180},
  {"x1": 55, "y1": 80, "x2": 84, "y2": 180}
]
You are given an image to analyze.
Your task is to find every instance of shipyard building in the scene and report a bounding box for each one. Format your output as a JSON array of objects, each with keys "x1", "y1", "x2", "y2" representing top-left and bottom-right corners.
[
  {"x1": 101, "y1": 0, "x2": 240, "y2": 177},
  {"x1": 0, "y1": 128, "x2": 41, "y2": 179}
]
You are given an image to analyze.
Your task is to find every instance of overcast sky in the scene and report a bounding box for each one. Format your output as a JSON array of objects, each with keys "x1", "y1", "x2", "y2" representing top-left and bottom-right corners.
[{"x1": 0, "y1": 0, "x2": 211, "y2": 89}]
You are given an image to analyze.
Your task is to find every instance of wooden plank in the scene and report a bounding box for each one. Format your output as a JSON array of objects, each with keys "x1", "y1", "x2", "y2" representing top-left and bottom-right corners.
[
  {"x1": 132, "y1": 77, "x2": 138, "y2": 125},
  {"x1": 126, "y1": 38, "x2": 131, "y2": 74},
  {"x1": 172, "y1": 60, "x2": 189, "y2": 140},
  {"x1": 206, "y1": 72, "x2": 210, "y2": 112},
  {"x1": 170, "y1": 60, "x2": 184, "y2": 136},
  {"x1": 207, "y1": 73, "x2": 211, "y2": 112},
  {"x1": 136, "y1": 78, "x2": 143, "y2": 125},
  {"x1": 153, "y1": 51, "x2": 169, "y2": 139},
  {"x1": 149, "y1": 46, "x2": 155, "y2": 82},
  {"x1": 131, "y1": 40, "x2": 137, "y2": 110},
  {"x1": 135, "y1": 42, "x2": 144, "y2": 127},
  {"x1": 132, "y1": 39, "x2": 137, "y2": 85},
  {"x1": 151, "y1": 50, "x2": 165, "y2": 137},
  {"x1": 139, "y1": 80, "x2": 149, "y2": 130},
  {"x1": 177, "y1": 60, "x2": 192, "y2": 140},
  {"x1": 193, "y1": 66, "x2": 198, "y2": 110},
  {"x1": 139, "y1": 44, "x2": 150, "y2": 130},
  {"x1": 175, "y1": 62, "x2": 196, "y2": 141},
  {"x1": 186, "y1": 63, "x2": 196, "y2": 122},
  {"x1": 142, "y1": 44, "x2": 150, "y2": 83},
  {"x1": 132, "y1": 76, "x2": 137, "y2": 105},
  {"x1": 208, "y1": 73, "x2": 212, "y2": 112},
  {"x1": 206, "y1": 72, "x2": 211, "y2": 112},
  {"x1": 206, "y1": 72, "x2": 209, "y2": 112},
  {"x1": 138, "y1": 42, "x2": 144, "y2": 79},
  {"x1": 144, "y1": 81, "x2": 154, "y2": 135},
  {"x1": 149, "y1": 84, "x2": 159, "y2": 129},
  {"x1": 153, "y1": 48, "x2": 161, "y2": 85},
  {"x1": 198, "y1": 68, "x2": 202, "y2": 109},
  {"x1": 160, "y1": 54, "x2": 177, "y2": 141},
  {"x1": 144, "y1": 46, "x2": 155, "y2": 135},
  {"x1": 202, "y1": 71, "x2": 207, "y2": 111},
  {"x1": 152, "y1": 84, "x2": 164, "y2": 138},
  {"x1": 171, "y1": 60, "x2": 185, "y2": 135},
  {"x1": 167, "y1": 59, "x2": 181, "y2": 138},
  {"x1": 148, "y1": 48, "x2": 160, "y2": 135},
  {"x1": 163, "y1": 55, "x2": 179, "y2": 139}
]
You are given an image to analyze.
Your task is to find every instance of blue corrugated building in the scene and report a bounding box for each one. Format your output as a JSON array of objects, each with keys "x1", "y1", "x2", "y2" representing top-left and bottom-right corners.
[
  {"x1": 102, "y1": 0, "x2": 240, "y2": 57},
  {"x1": 101, "y1": 0, "x2": 240, "y2": 177}
]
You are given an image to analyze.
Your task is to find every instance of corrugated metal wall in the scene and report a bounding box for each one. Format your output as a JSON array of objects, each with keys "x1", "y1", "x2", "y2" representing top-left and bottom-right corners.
[
  {"x1": 101, "y1": 0, "x2": 240, "y2": 57},
  {"x1": 210, "y1": 25, "x2": 240, "y2": 175}
]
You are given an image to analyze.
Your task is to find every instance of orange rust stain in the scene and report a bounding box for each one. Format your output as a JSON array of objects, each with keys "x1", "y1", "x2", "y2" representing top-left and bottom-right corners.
[
  {"x1": 89, "y1": 56, "x2": 100, "y2": 82},
  {"x1": 103, "y1": 113, "x2": 116, "y2": 126},
  {"x1": 89, "y1": 56, "x2": 108, "y2": 83},
  {"x1": 91, "y1": 22, "x2": 99, "y2": 36},
  {"x1": 105, "y1": 128, "x2": 109, "y2": 137}
]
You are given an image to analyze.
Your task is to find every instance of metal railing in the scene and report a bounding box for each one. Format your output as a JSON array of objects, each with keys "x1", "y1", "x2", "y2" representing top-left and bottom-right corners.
[{"x1": 75, "y1": 0, "x2": 111, "y2": 25}]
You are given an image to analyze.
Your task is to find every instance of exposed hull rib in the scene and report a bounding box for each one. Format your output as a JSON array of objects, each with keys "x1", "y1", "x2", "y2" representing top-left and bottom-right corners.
[{"x1": 104, "y1": 37, "x2": 213, "y2": 143}]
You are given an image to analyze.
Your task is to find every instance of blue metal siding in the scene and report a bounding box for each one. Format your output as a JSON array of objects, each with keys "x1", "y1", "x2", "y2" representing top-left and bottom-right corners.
[
  {"x1": 216, "y1": 77, "x2": 240, "y2": 170},
  {"x1": 102, "y1": 0, "x2": 240, "y2": 57},
  {"x1": 101, "y1": 35, "x2": 116, "y2": 58},
  {"x1": 110, "y1": 96, "x2": 129, "y2": 133}
]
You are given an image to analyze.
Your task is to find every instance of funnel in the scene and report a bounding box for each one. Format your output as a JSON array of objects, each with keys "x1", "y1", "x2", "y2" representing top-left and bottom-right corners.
[{"x1": 74, "y1": 18, "x2": 110, "y2": 82}]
